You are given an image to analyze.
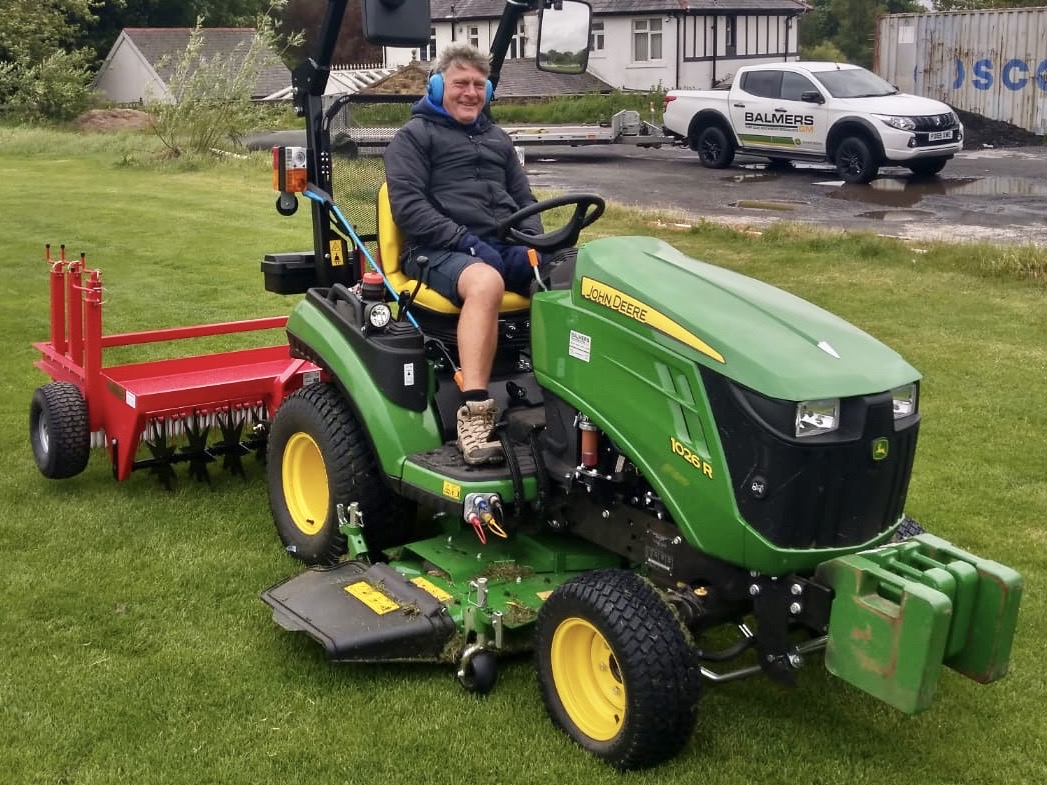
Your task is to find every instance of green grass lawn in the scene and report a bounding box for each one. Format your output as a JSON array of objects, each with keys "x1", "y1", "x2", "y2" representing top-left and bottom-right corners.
[{"x1": 1, "y1": 126, "x2": 1045, "y2": 785}]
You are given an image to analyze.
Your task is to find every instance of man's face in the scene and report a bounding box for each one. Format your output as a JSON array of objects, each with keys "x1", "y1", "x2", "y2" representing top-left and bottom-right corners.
[{"x1": 441, "y1": 62, "x2": 487, "y2": 124}]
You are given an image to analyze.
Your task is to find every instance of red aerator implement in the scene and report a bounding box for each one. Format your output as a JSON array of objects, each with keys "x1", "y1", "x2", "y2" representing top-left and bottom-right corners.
[{"x1": 30, "y1": 245, "x2": 319, "y2": 485}]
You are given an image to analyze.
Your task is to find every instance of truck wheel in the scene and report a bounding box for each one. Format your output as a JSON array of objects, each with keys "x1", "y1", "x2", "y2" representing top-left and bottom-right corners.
[
  {"x1": 835, "y1": 136, "x2": 878, "y2": 184},
  {"x1": 907, "y1": 157, "x2": 948, "y2": 178},
  {"x1": 534, "y1": 569, "x2": 701, "y2": 770},
  {"x1": 30, "y1": 382, "x2": 91, "y2": 479},
  {"x1": 694, "y1": 126, "x2": 735, "y2": 169},
  {"x1": 267, "y1": 382, "x2": 410, "y2": 565}
]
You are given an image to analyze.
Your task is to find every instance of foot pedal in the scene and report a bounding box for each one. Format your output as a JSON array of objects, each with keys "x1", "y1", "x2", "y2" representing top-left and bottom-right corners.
[{"x1": 262, "y1": 561, "x2": 456, "y2": 662}]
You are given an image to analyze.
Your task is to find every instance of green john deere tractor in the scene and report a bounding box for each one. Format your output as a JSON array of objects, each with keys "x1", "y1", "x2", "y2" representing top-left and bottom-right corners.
[{"x1": 258, "y1": 0, "x2": 1022, "y2": 770}]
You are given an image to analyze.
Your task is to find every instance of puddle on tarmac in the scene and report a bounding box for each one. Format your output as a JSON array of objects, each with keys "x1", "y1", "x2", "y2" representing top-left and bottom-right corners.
[
  {"x1": 829, "y1": 175, "x2": 1047, "y2": 208},
  {"x1": 723, "y1": 172, "x2": 780, "y2": 184},
  {"x1": 856, "y1": 209, "x2": 935, "y2": 222},
  {"x1": 729, "y1": 199, "x2": 804, "y2": 211}
]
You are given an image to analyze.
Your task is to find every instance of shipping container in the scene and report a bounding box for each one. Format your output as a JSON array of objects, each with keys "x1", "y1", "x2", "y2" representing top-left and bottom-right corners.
[{"x1": 876, "y1": 8, "x2": 1047, "y2": 136}]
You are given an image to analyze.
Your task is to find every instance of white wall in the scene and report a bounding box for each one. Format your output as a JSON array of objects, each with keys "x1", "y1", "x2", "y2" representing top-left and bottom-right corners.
[{"x1": 94, "y1": 34, "x2": 172, "y2": 103}]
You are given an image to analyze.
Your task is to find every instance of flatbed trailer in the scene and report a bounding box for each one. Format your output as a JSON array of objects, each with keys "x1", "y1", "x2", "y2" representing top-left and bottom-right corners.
[{"x1": 333, "y1": 109, "x2": 671, "y2": 155}]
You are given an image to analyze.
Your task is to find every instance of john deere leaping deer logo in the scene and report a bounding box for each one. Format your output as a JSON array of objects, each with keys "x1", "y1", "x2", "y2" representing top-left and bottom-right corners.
[{"x1": 872, "y1": 438, "x2": 890, "y2": 461}]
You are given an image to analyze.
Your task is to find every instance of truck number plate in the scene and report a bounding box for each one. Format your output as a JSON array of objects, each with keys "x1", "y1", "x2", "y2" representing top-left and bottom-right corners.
[{"x1": 927, "y1": 130, "x2": 952, "y2": 141}]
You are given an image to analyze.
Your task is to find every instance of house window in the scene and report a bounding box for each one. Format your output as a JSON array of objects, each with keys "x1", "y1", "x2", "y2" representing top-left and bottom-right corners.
[
  {"x1": 468, "y1": 25, "x2": 479, "y2": 49},
  {"x1": 725, "y1": 16, "x2": 737, "y2": 57},
  {"x1": 633, "y1": 18, "x2": 662, "y2": 62},
  {"x1": 589, "y1": 20, "x2": 605, "y2": 52},
  {"x1": 509, "y1": 20, "x2": 527, "y2": 58},
  {"x1": 422, "y1": 27, "x2": 436, "y2": 61}
]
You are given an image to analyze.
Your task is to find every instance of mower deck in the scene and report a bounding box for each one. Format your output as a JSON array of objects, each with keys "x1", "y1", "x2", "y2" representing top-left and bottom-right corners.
[{"x1": 262, "y1": 528, "x2": 621, "y2": 663}]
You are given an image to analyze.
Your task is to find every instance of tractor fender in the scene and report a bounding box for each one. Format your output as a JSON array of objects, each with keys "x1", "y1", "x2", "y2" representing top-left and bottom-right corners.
[{"x1": 284, "y1": 295, "x2": 442, "y2": 479}]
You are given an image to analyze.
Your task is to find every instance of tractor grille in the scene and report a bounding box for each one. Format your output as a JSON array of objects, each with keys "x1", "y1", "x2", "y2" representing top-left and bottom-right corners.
[{"x1": 701, "y1": 369, "x2": 919, "y2": 550}]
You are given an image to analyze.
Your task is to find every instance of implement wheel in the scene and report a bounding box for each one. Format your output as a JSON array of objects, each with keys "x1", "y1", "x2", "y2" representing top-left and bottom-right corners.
[
  {"x1": 534, "y1": 569, "x2": 701, "y2": 769},
  {"x1": 30, "y1": 382, "x2": 90, "y2": 479},
  {"x1": 267, "y1": 382, "x2": 410, "y2": 565}
]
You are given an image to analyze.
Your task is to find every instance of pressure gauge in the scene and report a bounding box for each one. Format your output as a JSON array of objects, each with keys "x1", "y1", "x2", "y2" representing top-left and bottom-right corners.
[{"x1": 367, "y1": 302, "x2": 392, "y2": 329}]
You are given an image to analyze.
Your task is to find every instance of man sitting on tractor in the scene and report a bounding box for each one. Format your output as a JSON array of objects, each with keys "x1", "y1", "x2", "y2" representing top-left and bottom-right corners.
[{"x1": 385, "y1": 43, "x2": 542, "y2": 466}]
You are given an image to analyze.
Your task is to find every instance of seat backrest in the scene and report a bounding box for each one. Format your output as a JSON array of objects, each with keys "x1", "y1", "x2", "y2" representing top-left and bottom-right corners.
[{"x1": 376, "y1": 182, "x2": 530, "y2": 315}]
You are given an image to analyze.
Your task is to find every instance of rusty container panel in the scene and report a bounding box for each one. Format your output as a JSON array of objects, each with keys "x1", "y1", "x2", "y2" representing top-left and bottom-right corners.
[{"x1": 876, "y1": 8, "x2": 1047, "y2": 136}]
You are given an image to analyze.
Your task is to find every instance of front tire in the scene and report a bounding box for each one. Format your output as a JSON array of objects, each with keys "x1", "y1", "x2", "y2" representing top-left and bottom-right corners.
[
  {"x1": 694, "y1": 126, "x2": 735, "y2": 169},
  {"x1": 267, "y1": 382, "x2": 410, "y2": 565},
  {"x1": 835, "y1": 135, "x2": 879, "y2": 184},
  {"x1": 907, "y1": 157, "x2": 948, "y2": 178},
  {"x1": 535, "y1": 570, "x2": 701, "y2": 770},
  {"x1": 30, "y1": 382, "x2": 90, "y2": 479}
]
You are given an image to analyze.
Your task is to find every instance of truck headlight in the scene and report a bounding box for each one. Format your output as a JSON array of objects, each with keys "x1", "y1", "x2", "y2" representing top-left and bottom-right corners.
[
  {"x1": 873, "y1": 114, "x2": 916, "y2": 132},
  {"x1": 891, "y1": 383, "x2": 918, "y2": 419},
  {"x1": 795, "y1": 398, "x2": 839, "y2": 438}
]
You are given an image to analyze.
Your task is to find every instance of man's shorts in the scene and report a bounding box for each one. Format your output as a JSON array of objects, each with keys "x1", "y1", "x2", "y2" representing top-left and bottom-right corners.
[{"x1": 402, "y1": 247, "x2": 482, "y2": 307}]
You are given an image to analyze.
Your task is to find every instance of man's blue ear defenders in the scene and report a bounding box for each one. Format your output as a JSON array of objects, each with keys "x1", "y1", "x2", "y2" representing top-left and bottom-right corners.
[{"x1": 427, "y1": 72, "x2": 494, "y2": 104}]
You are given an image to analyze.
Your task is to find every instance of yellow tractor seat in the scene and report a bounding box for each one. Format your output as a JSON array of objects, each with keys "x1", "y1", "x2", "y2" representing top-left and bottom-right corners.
[{"x1": 376, "y1": 182, "x2": 531, "y2": 315}]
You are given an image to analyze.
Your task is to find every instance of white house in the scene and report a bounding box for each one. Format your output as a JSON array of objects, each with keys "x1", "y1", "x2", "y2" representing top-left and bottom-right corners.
[
  {"x1": 94, "y1": 28, "x2": 290, "y2": 104},
  {"x1": 380, "y1": 0, "x2": 808, "y2": 91}
]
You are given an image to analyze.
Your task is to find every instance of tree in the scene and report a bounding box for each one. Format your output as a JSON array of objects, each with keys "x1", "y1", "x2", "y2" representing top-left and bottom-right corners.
[
  {"x1": 0, "y1": 0, "x2": 98, "y2": 120},
  {"x1": 800, "y1": 0, "x2": 921, "y2": 68}
]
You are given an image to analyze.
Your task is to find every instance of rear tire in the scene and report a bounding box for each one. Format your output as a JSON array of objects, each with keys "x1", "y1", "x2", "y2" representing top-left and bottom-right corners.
[
  {"x1": 30, "y1": 382, "x2": 90, "y2": 479},
  {"x1": 694, "y1": 126, "x2": 735, "y2": 169},
  {"x1": 907, "y1": 157, "x2": 948, "y2": 178},
  {"x1": 535, "y1": 569, "x2": 701, "y2": 770},
  {"x1": 267, "y1": 382, "x2": 411, "y2": 565},
  {"x1": 835, "y1": 135, "x2": 878, "y2": 184}
]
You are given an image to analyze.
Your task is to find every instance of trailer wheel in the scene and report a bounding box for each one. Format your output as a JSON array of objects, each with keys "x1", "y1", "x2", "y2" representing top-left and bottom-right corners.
[
  {"x1": 694, "y1": 126, "x2": 735, "y2": 169},
  {"x1": 267, "y1": 382, "x2": 410, "y2": 565},
  {"x1": 29, "y1": 382, "x2": 91, "y2": 479},
  {"x1": 835, "y1": 135, "x2": 879, "y2": 184},
  {"x1": 534, "y1": 569, "x2": 701, "y2": 770}
]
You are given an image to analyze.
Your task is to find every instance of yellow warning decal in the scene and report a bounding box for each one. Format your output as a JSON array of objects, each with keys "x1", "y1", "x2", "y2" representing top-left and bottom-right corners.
[
  {"x1": 411, "y1": 576, "x2": 454, "y2": 604},
  {"x1": 442, "y1": 480, "x2": 462, "y2": 500},
  {"x1": 329, "y1": 239, "x2": 346, "y2": 267},
  {"x1": 536, "y1": 590, "x2": 553, "y2": 601},
  {"x1": 345, "y1": 581, "x2": 399, "y2": 615},
  {"x1": 580, "y1": 276, "x2": 725, "y2": 364}
]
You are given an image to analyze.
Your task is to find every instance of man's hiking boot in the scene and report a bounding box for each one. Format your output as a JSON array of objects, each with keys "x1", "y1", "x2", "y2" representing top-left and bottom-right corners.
[{"x1": 456, "y1": 399, "x2": 504, "y2": 466}]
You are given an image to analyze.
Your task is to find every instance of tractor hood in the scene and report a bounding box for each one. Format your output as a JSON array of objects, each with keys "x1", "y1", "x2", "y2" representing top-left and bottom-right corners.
[{"x1": 571, "y1": 236, "x2": 919, "y2": 401}]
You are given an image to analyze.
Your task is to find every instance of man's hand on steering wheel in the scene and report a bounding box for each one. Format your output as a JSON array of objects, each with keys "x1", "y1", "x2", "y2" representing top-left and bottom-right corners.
[{"x1": 496, "y1": 194, "x2": 605, "y2": 253}]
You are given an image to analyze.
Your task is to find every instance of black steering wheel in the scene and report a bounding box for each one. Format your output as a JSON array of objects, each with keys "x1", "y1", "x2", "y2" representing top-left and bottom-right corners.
[{"x1": 496, "y1": 194, "x2": 605, "y2": 253}]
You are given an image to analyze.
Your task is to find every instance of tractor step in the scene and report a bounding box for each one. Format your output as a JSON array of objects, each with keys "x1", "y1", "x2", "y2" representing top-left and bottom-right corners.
[
  {"x1": 261, "y1": 561, "x2": 456, "y2": 662},
  {"x1": 816, "y1": 533, "x2": 1022, "y2": 713}
]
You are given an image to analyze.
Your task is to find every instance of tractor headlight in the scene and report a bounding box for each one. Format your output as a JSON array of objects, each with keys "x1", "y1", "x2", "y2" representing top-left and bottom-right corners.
[
  {"x1": 795, "y1": 398, "x2": 840, "y2": 438},
  {"x1": 891, "y1": 383, "x2": 918, "y2": 419},
  {"x1": 873, "y1": 114, "x2": 917, "y2": 132}
]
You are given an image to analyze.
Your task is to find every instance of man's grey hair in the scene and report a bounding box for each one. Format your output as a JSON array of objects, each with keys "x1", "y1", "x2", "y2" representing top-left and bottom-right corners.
[{"x1": 435, "y1": 43, "x2": 491, "y2": 78}]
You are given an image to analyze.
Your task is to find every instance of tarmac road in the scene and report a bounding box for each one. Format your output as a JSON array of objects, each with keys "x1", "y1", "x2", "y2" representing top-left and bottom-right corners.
[
  {"x1": 248, "y1": 130, "x2": 1047, "y2": 245},
  {"x1": 521, "y1": 143, "x2": 1047, "y2": 246}
]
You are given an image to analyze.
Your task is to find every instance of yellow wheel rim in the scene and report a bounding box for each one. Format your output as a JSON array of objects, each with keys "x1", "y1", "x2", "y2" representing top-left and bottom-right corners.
[
  {"x1": 282, "y1": 432, "x2": 329, "y2": 536},
  {"x1": 549, "y1": 617, "x2": 625, "y2": 742}
]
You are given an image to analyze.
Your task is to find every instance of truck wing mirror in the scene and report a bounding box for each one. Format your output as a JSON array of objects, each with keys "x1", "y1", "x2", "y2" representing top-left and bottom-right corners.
[
  {"x1": 361, "y1": 0, "x2": 432, "y2": 47},
  {"x1": 537, "y1": 0, "x2": 592, "y2": 74},
  {"x1": 800, "y1": 90, "x2": 825, "y2": 105}
]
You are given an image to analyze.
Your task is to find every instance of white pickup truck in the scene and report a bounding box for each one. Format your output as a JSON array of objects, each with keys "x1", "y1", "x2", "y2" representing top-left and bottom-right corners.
[{"x1": 662, "y1": 61, "x2": 964, "y2": 183}]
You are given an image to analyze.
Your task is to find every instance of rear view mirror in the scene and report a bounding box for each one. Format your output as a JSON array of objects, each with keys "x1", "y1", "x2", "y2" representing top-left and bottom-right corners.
[
  {"x1": 361, "y1": 0, "x2": 432, "y2": 47},
  {"x1": 800, "y1": 90, "x2": 825, "y2": 105},
  {"x1": 537, "y1": 0, "x2": 592, "y2": 74}
]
